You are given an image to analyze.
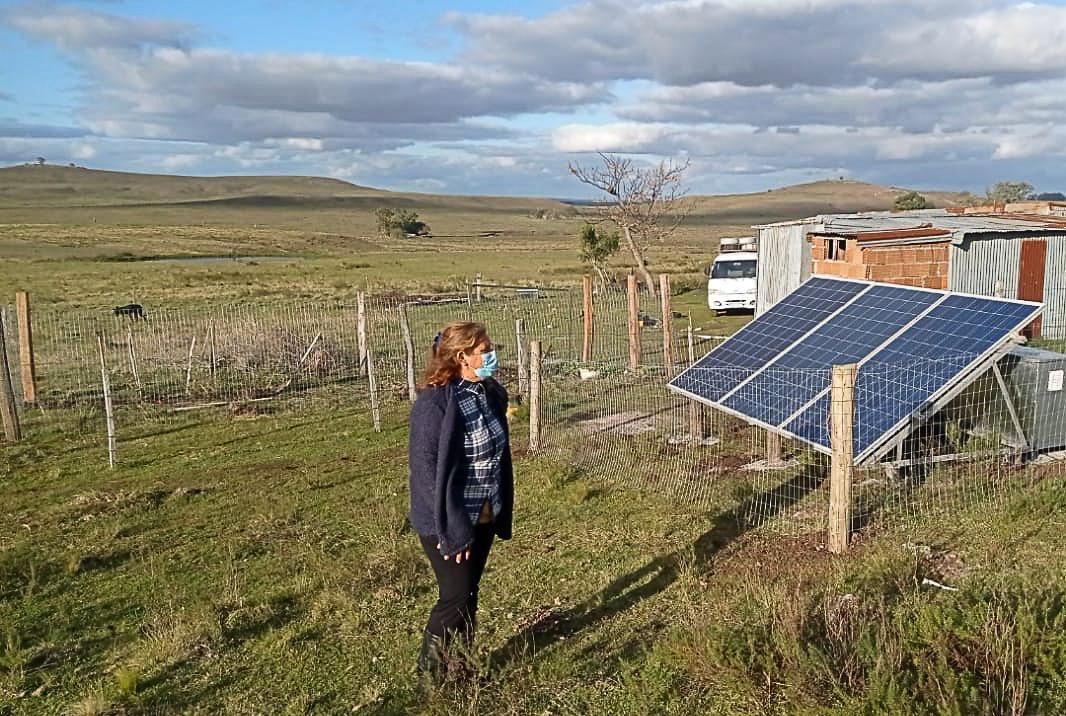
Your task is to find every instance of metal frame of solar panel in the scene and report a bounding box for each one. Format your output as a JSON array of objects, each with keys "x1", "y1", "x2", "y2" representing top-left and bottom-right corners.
[{"x1": 668, "y1": 276, "x2": 1043, "y2": 465}]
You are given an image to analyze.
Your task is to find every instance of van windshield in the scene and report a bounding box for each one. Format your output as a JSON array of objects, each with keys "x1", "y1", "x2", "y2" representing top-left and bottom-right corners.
[{"x1": 711, "y1": 259, "x2": 756, "y2": 279}]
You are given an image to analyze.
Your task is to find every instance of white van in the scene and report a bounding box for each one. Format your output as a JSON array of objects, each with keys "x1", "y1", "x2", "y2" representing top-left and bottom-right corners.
[{"x1": 707, "y1": 239, "x2": 757, "y2": 315}]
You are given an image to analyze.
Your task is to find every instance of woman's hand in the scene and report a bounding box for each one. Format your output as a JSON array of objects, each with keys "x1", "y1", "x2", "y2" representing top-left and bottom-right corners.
[{"x1": 438, "y1": 542, "x2": 473, "y2": 563}]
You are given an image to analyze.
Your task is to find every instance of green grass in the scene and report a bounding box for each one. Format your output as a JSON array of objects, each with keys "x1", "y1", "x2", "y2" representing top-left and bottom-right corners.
[
  {"x1": 2, "y1": 392, "x2": 1064, "y2": 714},
  {"x1": 1, "y1": 166, "x2": 1061, "y2": 713},
  {"x1": 0, "y1": 165, "x2": 969, "y2": 310}
]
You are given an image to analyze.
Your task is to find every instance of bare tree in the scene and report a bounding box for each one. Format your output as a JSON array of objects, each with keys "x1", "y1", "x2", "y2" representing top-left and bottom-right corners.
[{"x1": 569, "y1": 153, "x2": 691, "y2": 297}]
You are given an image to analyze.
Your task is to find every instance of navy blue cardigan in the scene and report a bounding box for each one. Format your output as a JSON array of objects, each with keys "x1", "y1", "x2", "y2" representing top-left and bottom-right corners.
[{"x1": 408, "y1": 378, "x2": 514, "y2": 556}]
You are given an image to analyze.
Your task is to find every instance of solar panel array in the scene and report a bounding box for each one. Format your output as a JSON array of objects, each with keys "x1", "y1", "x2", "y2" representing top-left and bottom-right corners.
[{"x1": 668, "y1": 277, "x2": 1043, "y2": 463}]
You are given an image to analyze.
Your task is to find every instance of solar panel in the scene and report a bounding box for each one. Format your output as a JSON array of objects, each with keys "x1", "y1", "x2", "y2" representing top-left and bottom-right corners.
[
  {"x1": 668, "y1": 277, "x2": 1043, "y2": 464},
  {"x1": 669, "y1": 277, "x2": 867, "y2": 403},
  {"x1": 722, "y1": 285, "x2": 941, "y2": 427}
]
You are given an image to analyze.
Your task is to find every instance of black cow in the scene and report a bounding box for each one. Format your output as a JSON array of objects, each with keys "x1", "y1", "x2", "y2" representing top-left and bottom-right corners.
[{"x1": 113, "y1": 303, "x2": 147, "y2": 320}]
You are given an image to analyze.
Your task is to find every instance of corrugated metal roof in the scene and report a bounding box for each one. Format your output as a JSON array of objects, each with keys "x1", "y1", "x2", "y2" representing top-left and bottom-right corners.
[
  {"x1": 758, "y1": 208, "x2": 1066, "y2": 244},
  {"x1": 850, "y1": 226, "x2": 950, "y2": 242}
]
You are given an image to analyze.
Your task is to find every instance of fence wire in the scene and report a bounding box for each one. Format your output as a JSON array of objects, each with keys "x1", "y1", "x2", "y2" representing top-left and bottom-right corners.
[{"x1": 3, "y1": 287, "x2": 1065, "y2": 540}]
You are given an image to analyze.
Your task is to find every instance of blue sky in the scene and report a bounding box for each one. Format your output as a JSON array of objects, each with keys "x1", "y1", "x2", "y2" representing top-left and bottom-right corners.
[{"x1": 2, "y1": 0, "x2": 1065, "y2": 196}]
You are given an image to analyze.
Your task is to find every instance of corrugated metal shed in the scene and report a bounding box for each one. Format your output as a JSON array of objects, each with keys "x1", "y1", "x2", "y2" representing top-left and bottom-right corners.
[
  {"x1": 752, "y1": 206, "x2": 1066, "y2": 319},
  {"x1": 1040, "y1": 236, "x2": 1066, "y2": 339},
  {"x1": 754, "y1": 221, "x2": 815, "y2": 316},
  {"x1": 948, "y1": 237, "x2": 1021, "y2": 298},
  {"x1": 815, "y1": 211, "x2": 1066, "y2": 242}
]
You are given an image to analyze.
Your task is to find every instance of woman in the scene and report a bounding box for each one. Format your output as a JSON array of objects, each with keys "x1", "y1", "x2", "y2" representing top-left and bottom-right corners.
[{"x1": 408, "y1": 321, "x2": 514, "y2": 682}]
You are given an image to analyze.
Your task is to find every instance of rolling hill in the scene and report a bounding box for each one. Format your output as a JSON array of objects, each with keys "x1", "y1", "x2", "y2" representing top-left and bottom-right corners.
[{"x1": 0, "y1": 165, "x2": 971, "y2": 224}]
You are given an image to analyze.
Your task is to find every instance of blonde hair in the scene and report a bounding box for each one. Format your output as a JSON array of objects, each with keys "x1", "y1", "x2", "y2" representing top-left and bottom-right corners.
[{"x1": 419, "y1": 321, "x2": 490, "y2": 388}]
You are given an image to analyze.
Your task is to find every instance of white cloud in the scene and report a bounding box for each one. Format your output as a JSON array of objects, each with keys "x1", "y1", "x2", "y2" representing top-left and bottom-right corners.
[
  {"x1": 553, "y1": 122, "x2": 674, "y2": 152},
  {"x1": 71, "y1": 142, "x2": 96, "y2": 160},
  {"x1": 450, "y1": 0, "x2": 1057, "y2": 88},
  {"x1": 160, "y1": 153, "x2": 200, "y2": 170},
  {"x1": 269, "y1": 138, "x2": 324, "y2": 151},
  {"x1": 4, "y1": 1, "x2": 197, "y2": 50},
  {"x1": 3, "y1": 0, "x2": 1066, "y2": 195},
  {"x1": 866, "y1": 4, "x2": 1066, "y2": 80}
]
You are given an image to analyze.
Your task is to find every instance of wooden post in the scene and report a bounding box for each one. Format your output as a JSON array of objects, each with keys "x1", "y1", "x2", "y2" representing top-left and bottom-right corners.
[
  {"x1": 399, "y1": 304, "x2": 417, "y2": 402},
  {"x1": 515, "y1": 318, "x2": 528, "y2": 396},
  {"x1": 356, "y1": 292, "x2": 368, "y2": 378},
  {"x1": 184, "y1": 335, "x2": 197, "y2": 397},
  {"x1": 528, "y1": 340, "x2": 541, "y2": 453},
  {"x1": 15, "y1": 292, "x2": 36, "y2": 405},
  {"x1": 0, "y1": 314, "x2": 22, "y2": 442},
  {"x1": 686, "y1": 324, "x2": 705, "y2": 441},
  {"x1": 366, "y1": 348, "x2": 382, "y2": 433},
  {"x1": 581, "y1": 275, "x2": 594, "y2": 363},
  {"x1": 96, "y1": 335, "x2": 116, "y2": 468},
  {"x1": 659, "y1": 274, "x2": 674, "y2": 375},
  {"x1": 126, "y1": 325, "x2": 142, "y2": 393},
  {"x1": 475, "y1": 273, "x2": 483, "y2": 303},
  {"x1": 627, "y1": 273, "x2": 641, "y2": 371},
  {"x1": 766, "y1": 433, "x2": 784, "y2": 467},
  {"x1": 829, "y1": 363, "x2": 857, "y2": 554},
  {"x1": 208, "y1": 322, "x2": 217, "y2": 387}
]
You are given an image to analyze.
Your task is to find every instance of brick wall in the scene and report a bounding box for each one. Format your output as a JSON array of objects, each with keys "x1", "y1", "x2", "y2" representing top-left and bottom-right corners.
[{"x1": 811, "y1": 237, "x2": 949, "y2": 289}]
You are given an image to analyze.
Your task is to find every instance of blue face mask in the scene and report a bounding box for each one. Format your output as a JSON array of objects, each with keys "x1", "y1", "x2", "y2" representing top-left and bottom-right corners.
[{"x1": 473, "y1": 350, "x2": 498, "y2": 379}]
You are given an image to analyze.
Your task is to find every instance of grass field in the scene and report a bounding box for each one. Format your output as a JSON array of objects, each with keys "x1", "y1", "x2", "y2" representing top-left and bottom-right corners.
[
  {"x1": 1, "y1": 166, "x2": 1062, "y2": 714},
  {"x1": 2, "y1": 393, "x2": 1065, "y2": 714},
  {"x1": 0, "y1": 165, "x2": 968, "y2": 312}
]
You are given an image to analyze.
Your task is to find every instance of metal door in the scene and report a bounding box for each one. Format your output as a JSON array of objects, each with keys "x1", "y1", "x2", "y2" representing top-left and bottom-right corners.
[{"x1": 1019, "y1": 239, "x2": 1047, "y2": 338}]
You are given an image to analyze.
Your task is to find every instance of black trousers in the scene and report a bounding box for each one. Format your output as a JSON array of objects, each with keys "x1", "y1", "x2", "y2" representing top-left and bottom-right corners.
[{"x1": 419, "y1": 522, "x2": 495, "y2": 646}]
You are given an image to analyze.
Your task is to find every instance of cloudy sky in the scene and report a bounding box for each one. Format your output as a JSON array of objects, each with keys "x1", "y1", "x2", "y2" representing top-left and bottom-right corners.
[{"x1": 2, "y1": 0, "x2": 1065, "y2": 197}]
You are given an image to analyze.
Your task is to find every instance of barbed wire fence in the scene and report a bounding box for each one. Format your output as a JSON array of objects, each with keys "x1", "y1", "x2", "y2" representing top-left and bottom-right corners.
[{"x1": 3, "y1": 283, "x2": 1066, "y2": 549}]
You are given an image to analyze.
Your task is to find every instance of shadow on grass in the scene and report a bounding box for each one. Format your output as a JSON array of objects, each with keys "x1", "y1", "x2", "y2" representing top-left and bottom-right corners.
[{"x1": 489, "y1": 463, "x2": 827, "y2": 671}]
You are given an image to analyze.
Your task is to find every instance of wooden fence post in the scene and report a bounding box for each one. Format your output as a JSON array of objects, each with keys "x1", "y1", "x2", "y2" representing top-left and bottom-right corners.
[
  {"x1": 829, "y1": 363, "x2": 857, "y2": 554},
  {"x1": 0, "y1": 313, "x2": 22, "y2": 442},
  {"x1": 96, "y1": 335, "x2": 116, "y2": 468},
  {"x1": 766, "y1": 433, "x2": 784, "y2": 467},
  {"x1": 515, "y1": 318, "x2": 528, "y2": 396},
  {"x1": 184, "y1": 336, "x2": 197, "y2": 397},
  {"x1": 15, "y1": 292, "x2": 36, "y2": 405},
  {"x1": 686, "y1": 324, "x2": 706, "y2": 441},
  {"x1": 475, "y1": 273, "x2": 483, "y2": 303},
  {"x1": 367, "y1": 347, "x2": 382, "y2": 433},
  {"x1": 208, "y1": 322, "x2": 217, "y2": 388},
  {"x1": 582, "y1": 275, "x2": 593, "y2": 363},
  {"x1": 528, "y1": 340, "x2": 541, "y2": 453},
  {"x1": 659, "y1": 274, "x2": 674, "y2": 375},
  {"x1": 127, "y1": 325, "x2": 142, "y2": 393},
  {"x1": 399, "y1": 303, "x2": 417, "y2": 402},
  {"x1": 357, "y1": 292, "x2": 368, "y2": 378},
  {"x1": 627, "y1": 273, "x2": 641, "y2": 370}
]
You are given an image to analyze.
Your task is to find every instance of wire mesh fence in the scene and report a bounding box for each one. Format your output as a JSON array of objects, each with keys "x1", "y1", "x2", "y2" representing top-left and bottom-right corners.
[{"x1": 3, "y1": 286, "x2": 1065, "y2": 545}]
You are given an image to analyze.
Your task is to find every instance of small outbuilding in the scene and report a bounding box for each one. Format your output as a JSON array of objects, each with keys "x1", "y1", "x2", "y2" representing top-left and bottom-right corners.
[{"x1": 754, "y1": 202, "x2": 1066, "y2": 337}]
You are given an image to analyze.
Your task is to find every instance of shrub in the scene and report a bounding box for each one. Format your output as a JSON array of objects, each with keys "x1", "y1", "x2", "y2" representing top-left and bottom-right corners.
[{"x1": 893, "y1": 191, "x2": 930, "y2": 211}]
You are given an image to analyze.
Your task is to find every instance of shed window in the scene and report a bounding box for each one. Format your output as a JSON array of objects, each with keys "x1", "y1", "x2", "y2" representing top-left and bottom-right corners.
[{"x1": 826, "y1": 238, "x2": 848, "y2": 261}]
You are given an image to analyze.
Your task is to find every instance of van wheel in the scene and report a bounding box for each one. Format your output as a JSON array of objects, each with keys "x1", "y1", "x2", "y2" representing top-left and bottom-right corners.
[{"x1": 713, "y1": 310, "x2": 723, "y2": 317}]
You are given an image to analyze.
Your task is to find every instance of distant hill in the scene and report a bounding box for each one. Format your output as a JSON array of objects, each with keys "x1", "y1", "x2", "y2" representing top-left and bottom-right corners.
[
  {"x1": 0, "y1": 164, "x2": 387, "y2": 208},
  {"x1": 0, "y1": 164, "x2": 575, "y2": 213},
  {"x1": 0, "y1": 165, "x2": 972, "y2": 227},
  {"x1": 684, "y1": 180, "x2": 973, "y2": 227}
]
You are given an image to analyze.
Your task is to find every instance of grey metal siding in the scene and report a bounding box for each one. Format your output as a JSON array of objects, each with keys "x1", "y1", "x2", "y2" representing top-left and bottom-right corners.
[
  {"x1": 1041, "y1": 235, "x2": 1066, "y2": 338},
  {"x1": 755, "y1": 223, "x2": 813, "y2": 316},
  {"x1": 948, "y1": 237, "x2": 1021, "y2": 299},
  {"x1": 949, "y1": 233, "x2": 1066, "y2": 338}
]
